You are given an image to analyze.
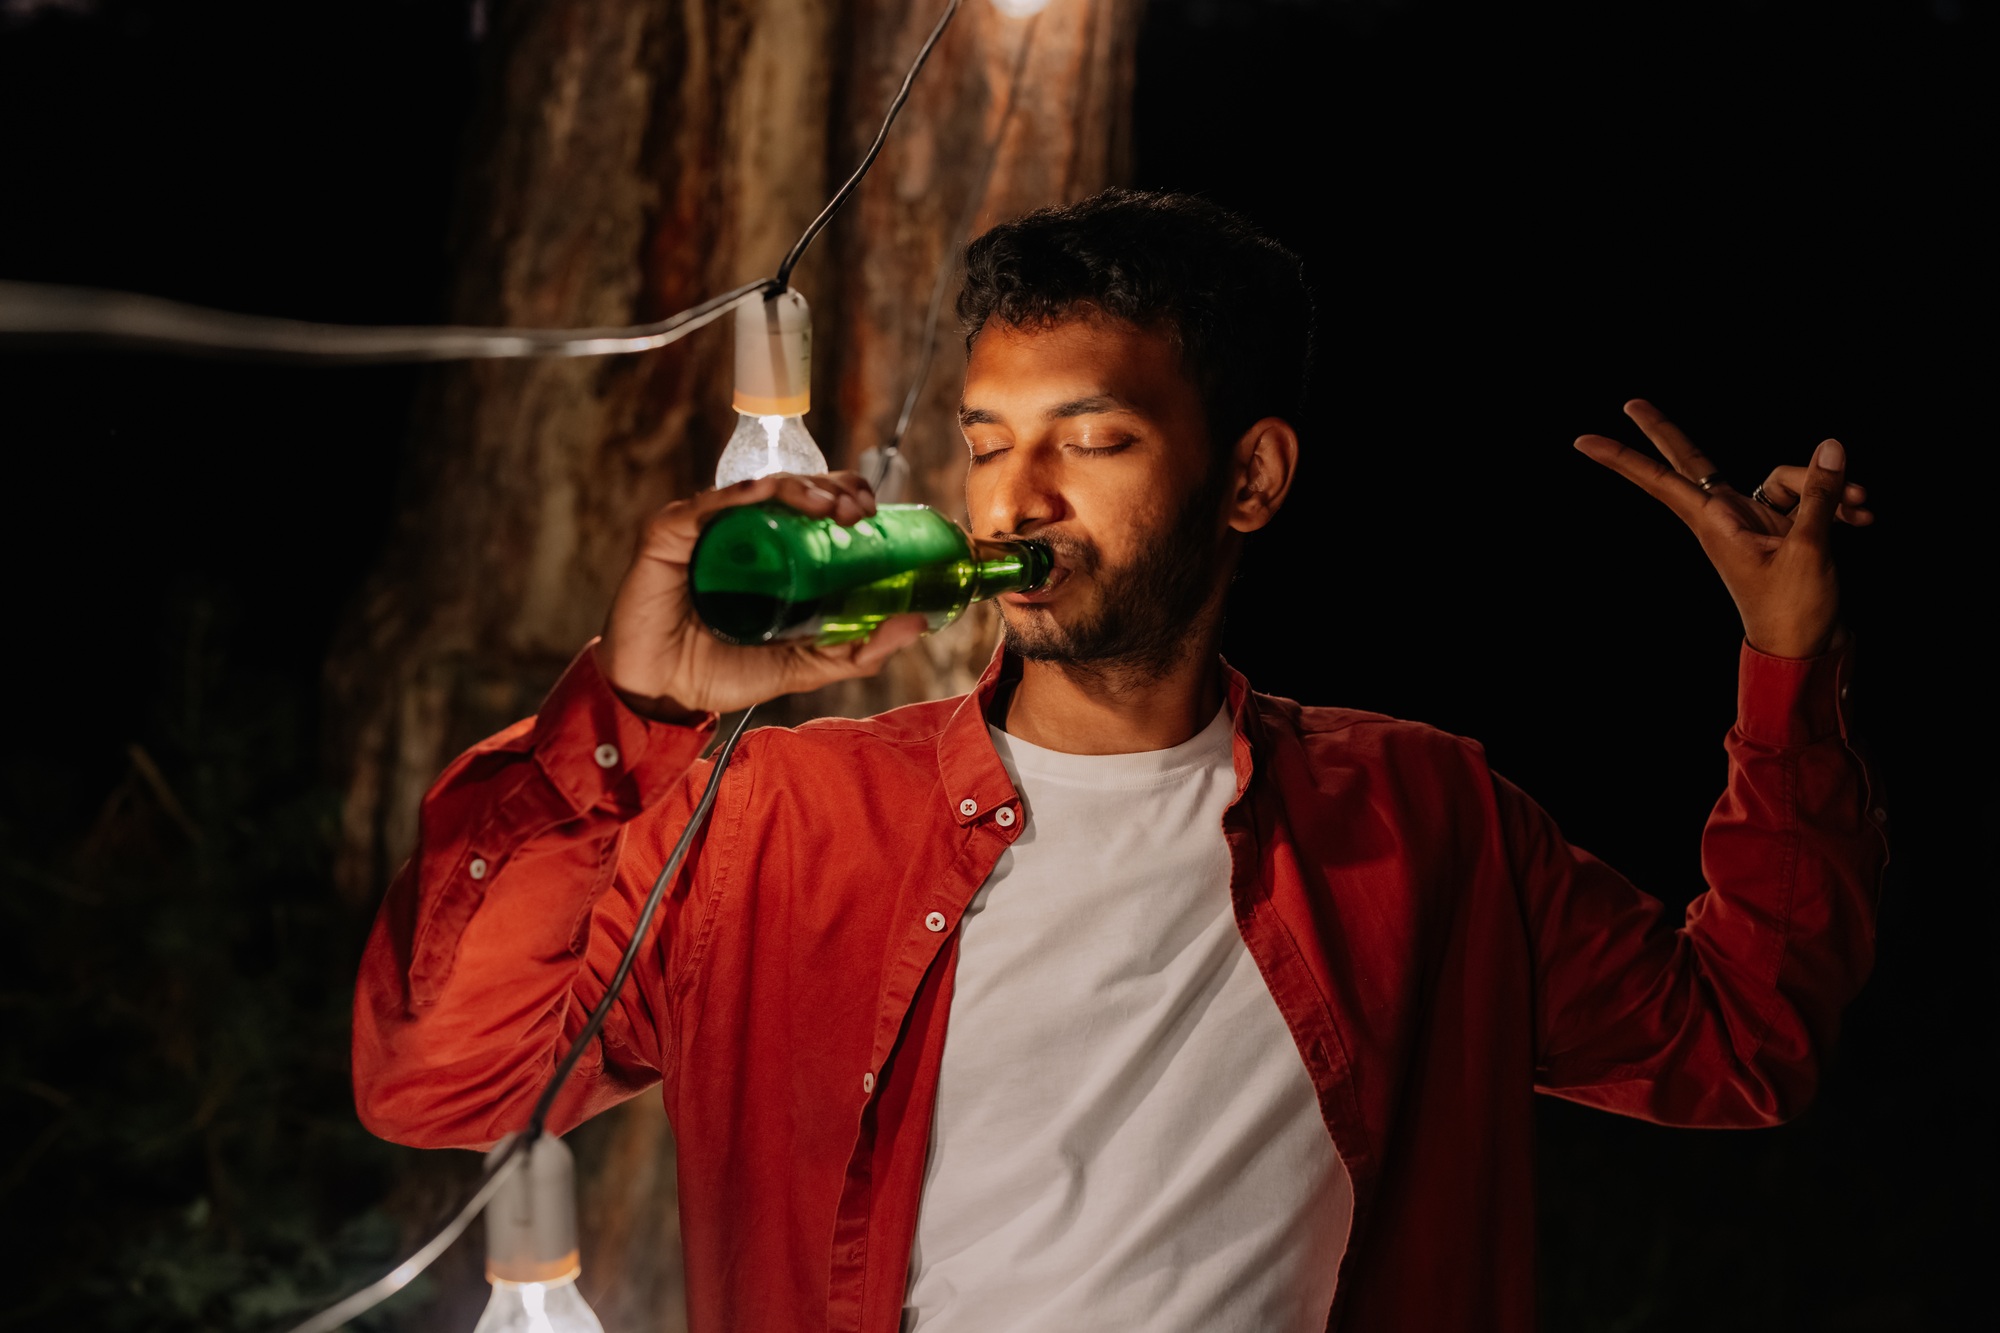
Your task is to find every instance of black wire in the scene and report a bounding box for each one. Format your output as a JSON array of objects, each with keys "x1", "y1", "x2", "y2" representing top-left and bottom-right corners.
[
  {"x1": 876, "y1": 12, "x2": 1038, "y2": 493},
  {"x1": 525, "y1": 705, "x2": 756, "y2": 1137},
  {"x1": 282, "y1": 706, "x2": 755, "y2": 1333},
  {"x1": 774, "y1": 0, "x2": 965, "y2": 290}
]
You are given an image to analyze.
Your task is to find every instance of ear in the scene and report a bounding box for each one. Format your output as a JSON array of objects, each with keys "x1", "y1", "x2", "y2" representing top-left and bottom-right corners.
[{"x1": 1224, "y1": 417, "x2": 1300, "y2": 533}]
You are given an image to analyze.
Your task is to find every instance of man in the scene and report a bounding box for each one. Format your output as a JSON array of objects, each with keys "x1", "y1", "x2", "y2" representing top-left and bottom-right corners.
[{"x1": 353, "y1": 191, "x2": 1887, "y2": 1332}]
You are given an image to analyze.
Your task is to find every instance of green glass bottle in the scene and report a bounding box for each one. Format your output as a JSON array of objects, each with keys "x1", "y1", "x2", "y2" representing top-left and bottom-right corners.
[{"x1": 690, "y1": 502, "x2": 1053, "y2": 646}]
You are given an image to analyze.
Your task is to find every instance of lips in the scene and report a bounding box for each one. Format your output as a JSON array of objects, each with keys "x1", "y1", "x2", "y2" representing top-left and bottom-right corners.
[{"x1": 1001, "y1": 563, "x2": 1070, "y2": 605}]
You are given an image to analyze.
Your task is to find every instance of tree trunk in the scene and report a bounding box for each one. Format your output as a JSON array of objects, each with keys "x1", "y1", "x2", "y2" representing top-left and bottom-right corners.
[
  {"x1": 327, "y1": 1, "x2": 1138, "y2": 1324},
  {"x1": 787, "y1": 0, "x2": 1142, "y2": 723}
]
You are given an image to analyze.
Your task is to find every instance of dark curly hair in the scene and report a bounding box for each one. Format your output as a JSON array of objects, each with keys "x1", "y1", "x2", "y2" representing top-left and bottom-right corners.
[{"x1": 957, "y1": 189, "x2": 1313, "y2": 449}]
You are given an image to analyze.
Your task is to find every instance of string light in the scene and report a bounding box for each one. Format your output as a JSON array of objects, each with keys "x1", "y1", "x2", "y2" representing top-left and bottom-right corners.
[
  {"x1": 0, "y1": 0, "x2": 1069, "y2": 1325},
  {"x1": 472, "y1": 1136, "x2": 604, "y2": 1333},
  {"x1": 0, "y1": 1, "x2": 970, "y2": 368},
  {"x1": 714, "y1": 288, "x2": 827, "y2": 486},
  {"x1": 0, "y1": 278, "x2": 769, "y2": 362}
]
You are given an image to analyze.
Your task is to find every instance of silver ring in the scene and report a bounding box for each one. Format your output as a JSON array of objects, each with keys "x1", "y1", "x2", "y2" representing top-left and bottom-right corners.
[
  {"x1": 1694, "y1": 472, "x2": 1726, "y2": 494},
  {"x1": 1751, "y1": 484, "x2": 1793, "y2": 514}
]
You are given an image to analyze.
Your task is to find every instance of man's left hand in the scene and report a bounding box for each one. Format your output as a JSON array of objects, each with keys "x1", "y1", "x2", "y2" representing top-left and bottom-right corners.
[{"x1": 1574, "y1": 399, "x2": 1874, "y2": 659}]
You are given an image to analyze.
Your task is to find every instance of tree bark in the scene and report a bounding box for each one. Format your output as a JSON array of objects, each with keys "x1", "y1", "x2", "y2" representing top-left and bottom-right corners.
[
  {"x1": 796, "y1": 0, "x2": 1141, "y2": 723},
  {"x1": 328, "y1": 1, "x2": 1138, "y2": 1324}
]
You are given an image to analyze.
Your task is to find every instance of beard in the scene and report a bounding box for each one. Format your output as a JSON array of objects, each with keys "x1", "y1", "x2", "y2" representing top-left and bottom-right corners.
[{"x1": 999, "y1": 465, "x2": 1231, "y2": 682}]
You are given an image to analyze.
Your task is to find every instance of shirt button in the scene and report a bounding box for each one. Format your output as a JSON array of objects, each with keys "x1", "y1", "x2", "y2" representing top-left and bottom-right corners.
[
  {"x1": 861, "y1": 1072, "x2": 875, "y2": 1095},
  {"x1": 995, "y1": 806, "x2": 1016, "y2": 828},
  {"x1": 469, "y1": 857, "x2": 488, "y2": 880},
  {"x1": 924, "y1": 911, "x2": 947, "y2": 933},
  {"x1": 594, "y1": 743, "x2": 621, "y2": 769},
  {"x1": 957, "y1": 797, "x2": 978, "y2": 817},
  {"x1": 1871, "y1": 807, "x2": 1888, "y2": 824},
  {"x1": 1840, "y1": 684, "x2": 1851, "y2": 701}
]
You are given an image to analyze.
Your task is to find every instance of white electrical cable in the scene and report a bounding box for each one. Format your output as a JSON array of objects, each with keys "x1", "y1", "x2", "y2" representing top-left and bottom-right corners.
[
  {"x1": 284, "y1": 1145, "x2": 527, "y2": 1333},
  {"x1": 0, "y1": 278, "x2": 769, "y2": 362},
  {"x1": 0, "y1": 2, "x2": 969, "y2": 366}
]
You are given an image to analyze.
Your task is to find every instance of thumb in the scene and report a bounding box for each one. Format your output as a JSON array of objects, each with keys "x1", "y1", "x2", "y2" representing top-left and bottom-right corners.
[
  {"x1": 785, "y1": 614, "x2": 925, "y2": 691},
  {"x1": 848, "y1": 614, "x2": 927, "y2": 674},
  {"x1": 1790, "y1": 438, "x2": 1846, "y2": 544}
]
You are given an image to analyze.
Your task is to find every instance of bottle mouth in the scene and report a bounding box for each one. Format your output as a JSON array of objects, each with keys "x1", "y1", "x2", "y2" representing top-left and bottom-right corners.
[{"x1": 1018, "y1": 538, "x2": 1056, "y2": 592}]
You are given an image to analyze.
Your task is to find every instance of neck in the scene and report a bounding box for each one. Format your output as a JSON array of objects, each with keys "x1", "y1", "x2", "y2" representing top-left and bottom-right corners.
[{"x1": 998, "y1": 632, "x2": 1226, "y2": 756}]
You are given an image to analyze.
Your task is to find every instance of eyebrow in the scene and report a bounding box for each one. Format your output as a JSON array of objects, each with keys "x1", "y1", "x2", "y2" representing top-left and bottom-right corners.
[{"x1": 957, "y1": 394, "x2": 1136, "y2": 428}]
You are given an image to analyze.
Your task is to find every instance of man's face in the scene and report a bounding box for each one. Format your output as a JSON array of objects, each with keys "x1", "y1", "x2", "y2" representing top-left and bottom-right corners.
[{"x1": 960, "y1": 315, "x2": 1231, "y2": 675}]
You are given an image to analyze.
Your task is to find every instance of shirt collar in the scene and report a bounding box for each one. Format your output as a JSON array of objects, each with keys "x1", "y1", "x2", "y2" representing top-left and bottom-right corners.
[{"x1": 936, "y1": 642, "x2": 1262, "y2": 824}]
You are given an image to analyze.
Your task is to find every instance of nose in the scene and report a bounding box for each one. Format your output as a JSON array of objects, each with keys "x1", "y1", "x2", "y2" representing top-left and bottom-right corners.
[{"x1": 970, "y1": 445, "x2": 1065, "y2": 539}]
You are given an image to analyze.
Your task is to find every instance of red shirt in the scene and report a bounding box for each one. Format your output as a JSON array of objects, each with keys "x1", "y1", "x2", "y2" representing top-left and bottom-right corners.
[{"x1": 353, "y1": 639, "x2": 1887, "y2": 1332}]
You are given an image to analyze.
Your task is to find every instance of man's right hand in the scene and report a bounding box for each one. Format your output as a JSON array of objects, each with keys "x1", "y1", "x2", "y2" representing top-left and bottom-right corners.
[{"x1": 595, "y1": 471, "x2": 928, "y2": 721}]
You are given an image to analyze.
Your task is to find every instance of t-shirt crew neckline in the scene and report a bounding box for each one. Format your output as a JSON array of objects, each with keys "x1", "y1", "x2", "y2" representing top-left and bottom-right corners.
[{"x1": 987, "y1": 704, "x2": 1234, "y2": 789}]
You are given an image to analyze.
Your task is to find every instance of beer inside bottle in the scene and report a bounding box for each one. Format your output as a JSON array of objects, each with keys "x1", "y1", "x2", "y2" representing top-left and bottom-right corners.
[{"x1": 690, "y1": 502, "x2": 1053, "y2": 646}]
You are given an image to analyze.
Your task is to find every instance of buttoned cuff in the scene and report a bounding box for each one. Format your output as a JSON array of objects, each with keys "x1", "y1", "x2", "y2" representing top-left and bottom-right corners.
[
  {"x1": 530, "y1": 640, "x2": 718, "y2": 814},
  {"x1": 1735, "y1": 637, "x2": 1855, "y2": 749}
]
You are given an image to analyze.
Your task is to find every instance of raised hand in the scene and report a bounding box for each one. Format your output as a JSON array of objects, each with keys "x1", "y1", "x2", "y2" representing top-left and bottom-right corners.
[
  {"x1": 1574, "y1": 399, "x2": 1874, "y2": 660},
  {"x1": 595, "y1": 471, "x2": 927, "y2": 720}
]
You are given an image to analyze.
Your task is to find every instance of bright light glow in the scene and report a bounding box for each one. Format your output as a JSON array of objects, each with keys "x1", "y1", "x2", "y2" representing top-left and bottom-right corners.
[
  {"x1": 471, "y1": 1277, "x2": 604, "y2": 1333},
  {"x1": 989, "y1": 0, "x2": 1051, "y2": 15},
  {"x1": 714, "y1": 411, "x2": 828, "y2": 487}
]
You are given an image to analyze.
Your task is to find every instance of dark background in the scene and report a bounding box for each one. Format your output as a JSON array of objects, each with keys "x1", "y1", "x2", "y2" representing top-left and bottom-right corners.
[{"x1": 0, "y1": 0, "x2": 1985, "y2": 1329}]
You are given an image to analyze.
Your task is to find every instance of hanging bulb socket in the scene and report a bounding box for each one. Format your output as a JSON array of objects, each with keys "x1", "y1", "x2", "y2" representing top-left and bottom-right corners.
[
  {"x1": 733, "y1": 288, "x2": 813, "y2": 417},
  {"x1": 484, "y1": 1134, "x2": 583, "y2": 1285}
]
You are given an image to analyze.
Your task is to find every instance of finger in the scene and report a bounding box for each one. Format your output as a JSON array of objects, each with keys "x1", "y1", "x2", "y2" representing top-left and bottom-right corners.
[
  {"x1": 816, "y1": 470, "x2": 880, "y2": 514},
  {"x1": 679, "y1": 472, "x2": 830, "y2": 530},
  {"x1": 637, "y1": 477, "x2": 775, "y2": 561},
  {"x1": 774, "y1": 615, "x2": 926, "y2": 693},
  {"x1": 666, "y1": 475, "x2": 772, "y2": 532},
  {"x1": 847, "y1": 613, "x2": 927, "y2": 672},
  {"x1": 1760, "y1": 468, "x2": 1867, "y2": 505},
  {"x1": 692, "y1": 472, "x2": 839, "y2": 516},
  {"x1": 636, "y1": 472, "x2": 841, "y2": 563},
  {"x1": 768, "y1": 473, "x2": 845, "y2": 518},
  {"x1": 1788, "y1": 438, "x2": 1846, "y2": 546},
  {"x1": 806, "y1": 470, "x2": 878, "y2": 525},
  {"x1": 1574, "y1": 433, "x2": 1705, "y2": 523},
  {"x1": 1624, "y1": 399, "x2": 1722, "y2": 485},
  {"x1": 1759, "y1": 466, "x2": 1871, "y2": 524}
]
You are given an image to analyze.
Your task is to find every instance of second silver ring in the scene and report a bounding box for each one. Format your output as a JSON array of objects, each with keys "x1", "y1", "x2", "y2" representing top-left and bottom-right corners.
[{"x1": 1750, "y1": 484, "x2": 1793, "y2": 514}]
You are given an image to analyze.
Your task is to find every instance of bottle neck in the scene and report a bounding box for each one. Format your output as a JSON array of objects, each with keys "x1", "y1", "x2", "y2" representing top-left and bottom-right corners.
[{"x1": 968, "y1": 538, "x2": 1053, "y2": 602}]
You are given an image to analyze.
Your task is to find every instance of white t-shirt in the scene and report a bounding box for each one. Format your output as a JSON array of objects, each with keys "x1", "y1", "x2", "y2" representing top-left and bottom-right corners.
[{"x1": 903, "y1": 707, "x2": 1352, "y2": 1332}]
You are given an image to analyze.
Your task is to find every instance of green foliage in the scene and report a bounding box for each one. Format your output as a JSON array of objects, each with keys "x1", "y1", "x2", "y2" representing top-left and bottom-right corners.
[{"x1": 0, "y1": 593, "x2": 431, "y2": 1331}]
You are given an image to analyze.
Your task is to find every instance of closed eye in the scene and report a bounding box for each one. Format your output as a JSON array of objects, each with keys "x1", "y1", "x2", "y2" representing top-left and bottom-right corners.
[{"x1": 1066, "y1": 435, "x2": 1136, "y2": 457}]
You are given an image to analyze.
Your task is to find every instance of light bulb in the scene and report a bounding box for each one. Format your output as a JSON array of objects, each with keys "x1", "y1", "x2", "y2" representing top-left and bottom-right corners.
[
  {"x1": 715, "y1": 410, "x2": 828, "y2": 486},
  {"x1": 989, "y1": 0, "x2": 1051, "y2": 16},
  {"x1": 472, "y1": 1276, "x2": 605, "y2": 1333},
  {"x1": 717, "y1": 286, "x2": 826, "y2": 486},
  {"x1": 476, "y1": 1135, "x2": 605, "y2": 1333}
]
